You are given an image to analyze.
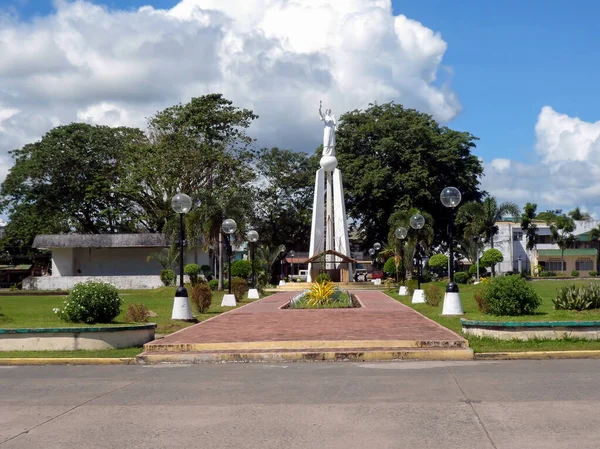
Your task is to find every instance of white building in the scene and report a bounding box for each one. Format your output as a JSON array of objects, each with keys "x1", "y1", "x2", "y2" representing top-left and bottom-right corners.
[
  {"x1": 489, "y1": 220, "x2": 600, "y2": 275},
  {"x1": 24, "y1": 234, "x2": 210, "y2": 290}
]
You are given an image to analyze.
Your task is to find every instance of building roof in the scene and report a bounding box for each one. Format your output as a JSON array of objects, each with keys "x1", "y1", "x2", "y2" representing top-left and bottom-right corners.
[
  {"x1": 32, "y1": 234, "x2": 169, "y2": 249},
  {"x1": 305, "y1": 249, "x2": 359, "y2": 264},
  {"x1": 537, "y1": 249, "x2": 597, "y2": 257}
]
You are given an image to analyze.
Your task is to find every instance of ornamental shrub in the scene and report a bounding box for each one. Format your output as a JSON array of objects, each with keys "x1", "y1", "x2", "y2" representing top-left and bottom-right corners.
[
  {"x1": 316, "y1": 273, "x2": 331, "y2": 283},
  {"x1": 480, "y1": 248, "x2": 504, "y2": 268},
  {"x1": 589, "y1": 271, "x2": 598, "y2": 277},
  {"x1": 125, "y1": 303, "x2": 149, "y2": 323},
  {"x1": 184, "y1": 264, "x2": 202, "y2": 286},
  {"x1": 479, "y1": 275, "x2": 541, "y2": 316},
  {"x1": 55, "y1": 281, "x2": 123, "y2": 324},
  {"x1": 424, "y1": 284, "x2": 443, "y2": 307},
  {"x1": 553, "y1": 283, "x2": 600, "y2": 310},
  {"x1": 428, "y1": 254, "x2": 448, "y2": 272},
  {"x1": 191, "y1": 283, "x2": 212, "y2": 313},
  {"x1": 208, "y1": 279, "x2": 219, "y2": 291},
  {"x1": 453, "y1": 272, "x2": 469, "y2": 284},
  {"x1": 469, "y1": 264, "x2": 487, "y2": 277},
  {"x1": 231, "y1": 277, "x2": 248, "y2": 301},
  {"x1": 230, "y1": 259, "x2": 252, "y2": 279},
  {"x1": 571, "y1": 270, "x2": 580, "y2": 277},
  {"x1": 383, "y1": 257, "x2": 397, "y2": 276},
  {"x1": 160, "y1": 269, "x2": 176, "y2": 286}
]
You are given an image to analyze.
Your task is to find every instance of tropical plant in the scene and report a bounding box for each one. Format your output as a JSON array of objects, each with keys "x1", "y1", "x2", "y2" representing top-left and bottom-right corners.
[
  {"x1": 520, "y1": 202, "x2": 538, "y2": 275},
  {"x1": 569, "y1": 207, "x2": 592, "y2": 221},
  {"x1": 315, "y1": 273, "x2": 331, "y2": 283},
  {"x1": 160, "y1": 269, "x2": 176, "y2": 287},
  {"x1": 147, "y1": 246, "x2": 179, "y2": 270},
  {"x1": 479, "y1": 275, "x2": 541, "y2": 316},
  {"x1": 549, "y1": 214, "x2": 576, "y2": 274},
  {"x1": 553, "y1": 285, "x2": 593, "y2": 311},
  {"x1": 184, "y1": 263, "x2": 202, "y2": 287},
  {"x1": 306, "y1": 280, "x2": 336, "y2": 308}
]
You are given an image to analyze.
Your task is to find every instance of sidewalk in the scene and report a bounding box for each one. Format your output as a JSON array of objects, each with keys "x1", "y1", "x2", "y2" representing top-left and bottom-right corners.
[{"x1": 138, "y1": 291, "x2": 473, "y2": 363}]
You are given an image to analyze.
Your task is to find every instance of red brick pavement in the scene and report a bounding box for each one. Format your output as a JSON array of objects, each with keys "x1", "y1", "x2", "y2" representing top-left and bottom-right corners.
[{"x1": 148, "y1": 291, "x2": 466, "y2": 347}]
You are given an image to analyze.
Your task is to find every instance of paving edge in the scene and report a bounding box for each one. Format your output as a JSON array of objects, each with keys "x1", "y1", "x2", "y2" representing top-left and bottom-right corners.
[
  {"x1": 475, "y1": 350, "x2": 600, "y2": 360},
  {"x1": 136, "y1": 348, "x2": 475, "y2": 363},
  {"x1": 0, "y1": 357, "x2": 137, "y2": 365}
]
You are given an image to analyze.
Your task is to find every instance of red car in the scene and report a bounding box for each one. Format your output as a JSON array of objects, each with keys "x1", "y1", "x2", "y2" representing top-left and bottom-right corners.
[{"x1": 371, "y1": 270, "x2": 384, "y2": 279}]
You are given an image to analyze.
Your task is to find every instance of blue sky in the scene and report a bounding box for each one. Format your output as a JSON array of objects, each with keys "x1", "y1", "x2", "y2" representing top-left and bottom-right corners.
[
  {"x1": 2, "y1": 0, "x2": 600, "y2": 214},
  {"x1": 6, "y1": 0, "x2": 600, "y2": 165}
]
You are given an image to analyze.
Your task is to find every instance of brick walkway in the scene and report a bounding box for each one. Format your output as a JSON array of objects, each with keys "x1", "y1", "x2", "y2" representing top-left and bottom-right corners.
[{"x1": 145, "y1": 291, "x2": 466, "y2": 349}]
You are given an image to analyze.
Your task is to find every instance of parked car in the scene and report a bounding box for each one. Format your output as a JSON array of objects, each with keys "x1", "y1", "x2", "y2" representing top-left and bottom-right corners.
[
  {"x1": 289, "y1": 269, "x2": 309, "y2": 282},
  {"x1": 355, "y1": 269, "x2": 368, "y2": 282},
  {"x1": 371, "y1": 271, "x2": 384, "y2": 279}
]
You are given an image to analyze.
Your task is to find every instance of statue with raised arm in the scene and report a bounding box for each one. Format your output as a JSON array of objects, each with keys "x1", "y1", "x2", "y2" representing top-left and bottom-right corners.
[{"x1": 319, "y1": 100, "x2": 336, "y2": 157}]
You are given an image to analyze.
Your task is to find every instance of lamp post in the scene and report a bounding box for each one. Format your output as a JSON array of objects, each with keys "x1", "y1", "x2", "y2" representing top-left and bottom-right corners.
[
  {"x1": 394, "y1": 227, "x2": 407, "y2": 286},
  {"x1": 279, "y1": 244, "x2": 286, "y2": 285},
  {"x1": 246, "y1": 230, "x2": 260, "y2": 300},
  {"x1": 410, "y1": 213, "x2": 426, "y2": 303},
  {"x1": 289, "y1": 250, "x2": 296, "y2": 279},
  {"x1": 373, "y1": 242, "x2": 381, "y2": 271},
  {"x1": 171, "y1": 193, "x2": 193, "y2": 320},
  {"x1": 368, "y1": 247, "x2": 375, "y2": 277},
  {"x1": 440, "y1": 186, "x2": 464, "y2": 315},
  {"x1": 221, "y1": 219, "x2": 237, "y2": 307}
]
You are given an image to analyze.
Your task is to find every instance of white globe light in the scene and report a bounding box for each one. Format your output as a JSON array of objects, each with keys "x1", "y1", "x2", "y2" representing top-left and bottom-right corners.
[
  {"x1": 440, "y1": 187, "x2": 462, "y2": 208},
  {"x1": 247, "y1": 230, "x2": 259, "y2": 242},
  {"x1": 373, "y1": 242, "x2": 381, "y2": 251},
  {"x1": 368, "y1": 248, "x2": 375, "y2": 256},
  {"x1": 279, "y1": 244, "x2": 286, "y2": 253},
  {"x1": 171, "y1": 193, "x2": 192, "y2": 214},
  {"x1": 395, "y1": 227, "x2": 407, "y2": 240},
  {"x1": 222, "y1": 218, "x2": 237, "y2": 235},
  {"x1": 410, "y1": 214, "x2": 425, "y2": 230}
]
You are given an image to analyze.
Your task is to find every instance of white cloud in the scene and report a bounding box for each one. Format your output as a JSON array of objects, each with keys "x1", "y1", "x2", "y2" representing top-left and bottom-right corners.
[
  {"x1": 0, "y1": 0, "x2": 460, "y2": 182},
  {"x1": 482, "y1": 107, "x2": 600, "y2": 216}
]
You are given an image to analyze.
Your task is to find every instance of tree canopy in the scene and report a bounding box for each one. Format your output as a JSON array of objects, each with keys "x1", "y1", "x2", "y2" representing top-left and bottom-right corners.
[{"x1": 335, "y1": 102, "x2": 484, "y2": 245}]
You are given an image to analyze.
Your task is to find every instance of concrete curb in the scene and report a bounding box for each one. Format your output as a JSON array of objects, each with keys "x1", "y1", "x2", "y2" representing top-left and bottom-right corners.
[
  {"x1": 137, "y1": 348, "x2": 475, "y2": 364},
  {"x1": 0, "y1": 357, "x2": 137, "y2": 365},
  {"x1": 475, "y1": 350, "x2": 600, "y2": 360}
]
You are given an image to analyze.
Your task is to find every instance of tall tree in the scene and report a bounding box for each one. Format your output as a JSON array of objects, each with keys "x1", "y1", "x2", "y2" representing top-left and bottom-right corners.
[
  {"x1": 549, "y1": 214, "x2": 576, "y2": 274},
  {"x1": 569, "y1": 207, "x2": 592, "y2": 221},
  {"x1": 536, "y1": 209, "x2": 562, "y2": 222},
  {"x1": 251, "y1": 147, "x2": 319, "y2": 251},
  {"x1": 520, "y1": 202, "x2": 538, "y2": 274},
  {"x1": 335, "y1": 102, "x2": 483, "y2": 246},
  {"x1": 456, "y1": 196, "x2": 520, "y2": 276}
]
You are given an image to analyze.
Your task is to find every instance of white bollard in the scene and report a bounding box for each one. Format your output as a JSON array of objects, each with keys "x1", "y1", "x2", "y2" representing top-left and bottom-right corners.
[
  {"x1": 411, "y1": 289, "x2": 426, "y2": 304},
  {"x1": 442, "y1": 291, "x2": 464, "y2": 315},
  {"x1": 172, "y1": 295, "x2": 194, "y2": 320},
  {"x1": 221, "y1": 294, "x2": 237, "y2": 307},
  {"x1": 398, "y1": 286, "x2": 409, "y2": 296},
  {"x1": 279, "y1": 280, "x2": 286, "y2": 286},
  {"x1": 248, "y1": 288, "x2": 260, "y2": 299}
]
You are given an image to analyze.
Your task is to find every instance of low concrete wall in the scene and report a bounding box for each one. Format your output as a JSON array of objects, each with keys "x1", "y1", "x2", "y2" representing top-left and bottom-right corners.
[
  {"x1": 23, "y1": 275, "x2": 167, "y2": 290},
  {"x1": 462, "y1": 319, "x2": 600, "y2": 340},
  {"x1": 0, "y1": 324, "x2": 157, "y2": 351}
]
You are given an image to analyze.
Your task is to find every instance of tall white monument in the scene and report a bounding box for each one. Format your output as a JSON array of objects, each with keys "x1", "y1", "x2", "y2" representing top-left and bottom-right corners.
[{"x1": 307, "y1": 102, "x2": 353, "y2": 282}]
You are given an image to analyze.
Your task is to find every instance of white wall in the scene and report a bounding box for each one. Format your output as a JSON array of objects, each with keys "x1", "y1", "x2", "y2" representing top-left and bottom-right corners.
[
  {"x1": 24, "y1": 275, "x2": 165, "y2": 290},
  {"x1": 51, "y1": 248, "x2": 74, "y2": 277}
]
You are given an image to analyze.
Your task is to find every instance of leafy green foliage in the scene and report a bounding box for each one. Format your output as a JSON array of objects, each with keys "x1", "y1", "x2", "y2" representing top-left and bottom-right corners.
[
  {"x1": 520, "y1": 203, "x2": 538, "y2": 253},
  {"x1": 571, "y1": 270, "x2": 580, "y2": 277},
  {"x1": 553, "y1": 284, "x2": 600, "y2": 311},
  {"x1": 479, "y1": 275, "x2": 541, "y2": 316},
  {"x1": 184, "y1": 264, "x2": 202, "y2": 286},
  {"x1": 125, "y1": 303, "x2": 150, "y2": 323},
  {"x1": 55, "y1": 282, "x2": 123, "y2": 324},
  {"x1": 549, "y1": 214, "x2": 576, "y2": 273},
  {"x1": 316, "y1": 273, "x2": 331, "y2": 283},
  {"x1": 539, "y1": 270, "x2": 556, "y2": 277},
  {"x1": 230, "y1": 260, "x2": 252, "y2": 279},
  {"x1": 335, "y1": 102, "x2": 483, "y2": 245},
  {"x1": 383, "y1": 257, "x2": 399, "y2": 276},
  {"x1": 147, "y1": 247, "x2": 179, "y2": 270},
  {"x1": 428, "y1": 254, "x2": 448, "y2": 271},
  {"x1": 454, "y1": 272, "x2": 470, "y2": 284},
  {"x1": 208, "y1": 279, "x2": 219, "y2": 291},
  {"x1": 469, "y1": 264, "x2": 487, "y2": 277},
  {"x1": 424, "y1": 285, "x2": 443, "y2": 307},
  {"x1": 480, "y1": 248, "x2": 504, "y2": 268},
  {"x1": 160, "y1": 269, "x2": 176, "y2": 287},
  {"x1": 231, "y1": 277, "x2": 248, "y2": 301},
  {"x1": 191, "y1": 283, "x2": 212, "y2": 314},
  {"x1": 589, "y1": 271, "x2": 598, "y2": 277}
]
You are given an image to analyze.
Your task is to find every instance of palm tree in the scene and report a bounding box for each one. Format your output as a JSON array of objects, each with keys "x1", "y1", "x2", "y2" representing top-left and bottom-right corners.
[
  {"x1": 520, "y1": 203, "x2": 538, "y2": 274},
  {"x1": 569, "y1": 207, "x2": 592, "y2": 221},
  {"x1": 549, "y1": 214, "x2": 576, "y2": 274},
  {"x1": 457, "y1": 196, "x2": 520, "y2": 276}
]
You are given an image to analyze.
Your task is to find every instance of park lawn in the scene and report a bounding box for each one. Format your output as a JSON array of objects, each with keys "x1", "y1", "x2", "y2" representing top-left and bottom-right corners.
[
  {"x1": 386, "y1": 279, "x2": 600, "y2": 353},
  {"x1": 0, "y1": 287, "x2": 258, "y2": 336}
]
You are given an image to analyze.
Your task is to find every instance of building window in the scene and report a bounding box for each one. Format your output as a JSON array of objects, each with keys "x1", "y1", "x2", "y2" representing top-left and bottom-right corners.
[
  {"x1": 538, "y1": 235, "x2": 553, "y2": 244},
  {"x1": 576, "y1": 258, "x2": 594, "y2": 271},
  {"x1": 547, "y1": 259, "x2": 565, "y2": 272},
  {"x1": 513, "y1": 232, "x2": 523, "y2": 241}
]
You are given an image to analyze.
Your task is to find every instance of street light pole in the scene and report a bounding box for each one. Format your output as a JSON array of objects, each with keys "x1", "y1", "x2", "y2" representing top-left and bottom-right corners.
[
  {"x1": 409, "y1": 213, "x2": 425, "y2": 303},
  {"x1": 170, "y1": 193, "x2": 193, "y2": 320},
  {"x1": 246, "y1": 230, "x2": 260, "y2": 300},
  {"x1": 278, "y1": 244, "x2": 286, "y2": 286},
  {"x1": 221, "y1": 219, "x2": 237, "y2": 305},
  {"x1": 441, "y1": 186, "x2": 464, "y2": 315},
  {"x1": 394, "y1": 227, "x2": 407, "y2": 286}
]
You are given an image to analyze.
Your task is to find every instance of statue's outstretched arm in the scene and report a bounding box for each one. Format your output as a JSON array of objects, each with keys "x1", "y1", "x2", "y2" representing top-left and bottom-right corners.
[{"x1": 319, "y1": 101, "x2": 324, "y2": 121}]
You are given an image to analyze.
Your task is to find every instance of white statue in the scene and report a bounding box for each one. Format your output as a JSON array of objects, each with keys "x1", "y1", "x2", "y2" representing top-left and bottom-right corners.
[{"x1": 319, "y1": 101, "x2": 336, "y2": 157}]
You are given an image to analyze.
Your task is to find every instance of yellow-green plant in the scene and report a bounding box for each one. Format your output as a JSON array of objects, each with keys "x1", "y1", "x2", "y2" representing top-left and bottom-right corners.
[{"x1": 306, "y1": 280, "x2": 335, "y2": 307}]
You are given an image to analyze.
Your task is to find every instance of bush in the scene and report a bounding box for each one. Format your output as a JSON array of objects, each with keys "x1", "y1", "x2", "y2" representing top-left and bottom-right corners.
[
  {"x1": 553, "y1": 283, "x2": 600, "y2": 310},
  {"x1": 571, "y1": 270, "x2": 580, "y2": 277},
  {"x1": 160, "y1": 269, "x2": 176, "y2": 286},
  {"x1": 55, "y1": 281, "x2": 122, "y2": 324},
  {"x1": 420, "y1": 270, "x2": 433, "y2": 283},
  {"x1": 405, "y1": 279, "x2": 418, "y2": 295},
  {"x1": 384, "y1": 278, "x2": 395, "y2": 290},
  {"x1": 474, "y1": 291, "x2": 489, "y2": 313},
  {"x1": 428, "y1": 254, "x2": 448, "y2": 272},
  {"x1": 231, "y1": 277, "x2": 248, "y2": 301},
  {"x1": 589, "y1": 271, "x2": 598, "y2": 277},
  {"x1": 184, "y1": 264, "x2": 202, "y2": 286},
  {"x1": 307, "y1": 280, "x2": 335, "y2": 307},
  {"x1": 200, "y1": 264, "x2": 211, "y2": 274},
  {"x1": 480, "y1": 248, "x2": 503, "y2": 268},
  {"x1": 191, "y1": 283, "x2": 212, "y2": 313},
  {"x1": 453, "y1": 272, "x2": 469, "y2": 284},
  {"x1": 539, "y1": 270, "x2": 556, "y2": 277},
  {"x1": 383, "y1": 257, "x2": 401, "y2": 276},
  {"x1": 208, "y1": 279, "x2": 219, "y2": 291},
  {"x1": 316, "y1": 273, "x2": 331, "y2": 283},
  {"x1": 479, "y1": 275, "x2": 541, "y2": 316},
  {"x1": 424, "y1": 284, "x2": 442, "y2": 307},
  {"x1": 230, "y1": 259, "x2": 252, "y2": 279},
  {"x1": 469, "y1": 264, "x2": 487, "y2": 277},
  {"x1": 125, "y1": 303, "x2": 149, "y2": 323}
]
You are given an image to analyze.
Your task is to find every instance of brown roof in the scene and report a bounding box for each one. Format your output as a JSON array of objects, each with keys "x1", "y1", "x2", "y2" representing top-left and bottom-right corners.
[
  {"x1": 33, "y1": 234, "x2": 169, "y2": 249},
  {"x1": 305, "y1": 249, "x2": 358, "y2": 264}
]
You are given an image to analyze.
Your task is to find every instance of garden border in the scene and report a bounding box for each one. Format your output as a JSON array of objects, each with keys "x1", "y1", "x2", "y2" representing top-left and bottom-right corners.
[{"x1": 461, "y1": 319, "x2": 600, "y2": 340}]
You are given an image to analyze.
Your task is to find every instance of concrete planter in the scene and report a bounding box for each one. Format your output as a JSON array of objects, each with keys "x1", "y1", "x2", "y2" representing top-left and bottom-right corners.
[
  {"x1": 461, "y1": 319, "x2": 600, "y2": 340},
  {"x1": 0, "y1": 323, "x2": 156, "y2": 351}
]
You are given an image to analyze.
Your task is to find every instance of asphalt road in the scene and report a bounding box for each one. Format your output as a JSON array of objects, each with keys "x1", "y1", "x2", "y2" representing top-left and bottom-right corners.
[{"x1": 2, "y1": 360, "x2": 600, "y2": 448}]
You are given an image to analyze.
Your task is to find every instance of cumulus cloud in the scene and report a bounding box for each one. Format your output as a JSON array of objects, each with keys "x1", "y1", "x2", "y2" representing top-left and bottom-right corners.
[
  {"x1": 0, "y1": 0, "x2": 460, "y2": 179},
  {"x1": 482, "y1": 106, "x2": 600, "y2": 216}
]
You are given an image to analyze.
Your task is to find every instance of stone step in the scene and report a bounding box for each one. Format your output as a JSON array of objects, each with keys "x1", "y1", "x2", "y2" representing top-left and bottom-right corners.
[{"x1": 137, "y1": 347, "x2": 474, "y2": 364}]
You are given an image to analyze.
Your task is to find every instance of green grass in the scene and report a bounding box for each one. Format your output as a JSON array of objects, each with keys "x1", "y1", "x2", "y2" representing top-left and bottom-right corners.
[
  {"x1": 0, "y1": 348, "x2": 143, "y2": 358},
  {"x1": 0, "y1": 287, "x2": 260, "y2": 335},
  {"x1": 288, "y1": 292, "x2": 354, "y2": 309},
  {"x1": 385, "y1": 279, "x2": 600, "y2": 353}
]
